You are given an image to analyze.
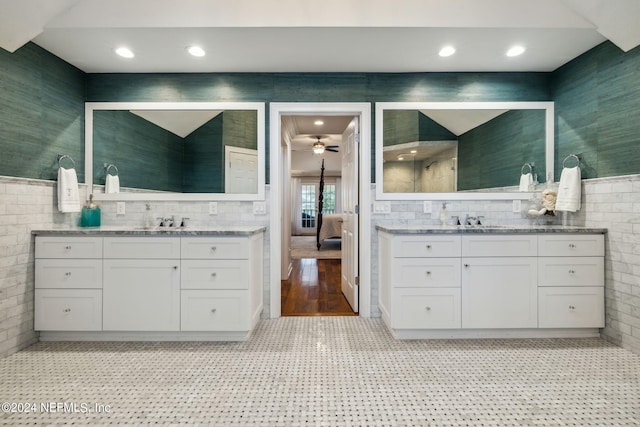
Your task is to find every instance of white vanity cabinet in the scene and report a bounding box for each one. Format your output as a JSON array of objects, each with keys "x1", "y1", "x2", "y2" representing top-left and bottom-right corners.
[
  {"x1": 538, "y1": 234, "x2": 605, "y2": 328},
  {"x1": 34, "y1": 229, "x2": 264, "y2": 341},
  {"x1": 34, "y1": 237, "x2": 103, "y2": 331},
  {"x1": 461, "y1": 235, "x2": 538, "y2": 329},
  {"x1": 103, "y1": 237, "x2": 181, "y2": 331},
  {"x1": 378, "y1": 227, "x2": 606, "y2": 339},
  {"x1": 378, "y1": 233, "x2": 462, "y2": 331},
  {"x1": 180, "y1": 234, "x2": 263, "y2": 332}
]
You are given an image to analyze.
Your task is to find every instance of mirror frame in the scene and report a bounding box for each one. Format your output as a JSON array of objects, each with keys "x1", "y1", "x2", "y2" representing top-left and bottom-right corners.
[
  {"x1": 375, "y1": 101, "x2": 554, "y2": 200},
  {"x1": 85, "y1": 101, "x2": 266, "y2": 201}
]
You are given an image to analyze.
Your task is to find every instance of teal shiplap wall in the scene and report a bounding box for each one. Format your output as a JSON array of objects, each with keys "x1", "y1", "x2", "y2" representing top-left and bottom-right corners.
[
  {"x1": 552, "y1": 41, "x2": 640, "y2": 179},
  {"x1": 93, "y1": 110, "x2": 183, "y2": 191},
  {"x1": 458, "y1": 110, "x2": 546, "y2": 190},
  {"x1": 0, "y1": 43, "x2": 85, "y2": 181}
]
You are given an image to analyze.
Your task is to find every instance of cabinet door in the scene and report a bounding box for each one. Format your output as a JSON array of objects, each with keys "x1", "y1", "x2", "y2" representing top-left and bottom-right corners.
[
  {"x1": 392, "y1": 258, "x2": 461, "y2": 288},
  {"x1": 35, "y1": 289, "x2": 102, "y2": 331},
  {"x1": 35, "y1": 259, "x2": 103, "y2": 289},
  {"x1": 538, "y1": 257, "x2": 604, "y2": 287},
  {"x1": 181, "y1": 290, "x2": 249, "y2": 331},
  {"x1": 392, "y1": 288, "x2": 461, "y2": 329},
  {"x1": 539, "y1": 287, "x2": 604, "y2": 328},
  {"x1": 462, "y1": 257, "x2": 538, "y2": 328},
  {"x1": 103, "y1": 259, "x2": 180, "y2": 331}
]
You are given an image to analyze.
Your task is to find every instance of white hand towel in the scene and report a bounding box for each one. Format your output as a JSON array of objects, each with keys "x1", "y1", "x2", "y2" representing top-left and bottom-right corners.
[
  {"x1": 57, "y1": 167, "x2": 81, "y2": 213},
  {"x1": 555, "y1": 166, "x2": 582, "y2": 212},
  {"x1": 519, "y1": 173, "x2": 533, "y2": 191},
  {"x1": 105, "y1": 174, "x2": 120, "y2": 193}
]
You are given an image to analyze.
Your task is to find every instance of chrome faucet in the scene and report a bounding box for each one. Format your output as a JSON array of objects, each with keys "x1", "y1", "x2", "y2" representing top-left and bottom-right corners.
[{"x1": 465, "y1": 215, "x2": 477, "y2": 226}]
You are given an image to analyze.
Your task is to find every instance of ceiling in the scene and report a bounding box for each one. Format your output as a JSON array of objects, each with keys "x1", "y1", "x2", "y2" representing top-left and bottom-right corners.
[{"x1": 1, "y1": 0, "x2": 639, "y2": 74}]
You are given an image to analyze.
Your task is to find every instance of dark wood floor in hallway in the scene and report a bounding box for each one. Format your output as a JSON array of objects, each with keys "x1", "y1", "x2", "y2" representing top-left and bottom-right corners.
[{"x1": 281, "y1": 258, "x2": 356, "y2": 316}]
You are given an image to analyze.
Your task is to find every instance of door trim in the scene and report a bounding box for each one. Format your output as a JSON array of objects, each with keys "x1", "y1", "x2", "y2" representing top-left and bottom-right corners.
[{"x1": 269, "y1": 103, "x2": 372, "y2": 318}]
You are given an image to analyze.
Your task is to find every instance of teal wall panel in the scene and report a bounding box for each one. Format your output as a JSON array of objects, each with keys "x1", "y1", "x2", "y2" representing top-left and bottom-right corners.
[
  {"x1": 183, "y1": 115, "x2": 224, "y2": 193},
  {"x1": 0, "y1": 43, "x2": 85, "y2": 181},
  {"x1": 552, "y1": 41, "x2": 640, "y2": 179}
]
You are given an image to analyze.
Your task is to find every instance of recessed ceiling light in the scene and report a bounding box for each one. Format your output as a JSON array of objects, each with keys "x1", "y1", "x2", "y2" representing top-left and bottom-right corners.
[
  {"x1": 410, "y1": 150, "x2": 417, "y2": 154},
  {"x1": 115, "y1": 47, "x2": 134, "y2": 59},
  {"x1": 506, "y1": 45, "x2": 526, "y2": 57},
  {"x1": 439, "y1": 46, "x2": 456, "y2": 57},
  {"x1": 187, "y1": 46, "x2": 206, "y2": 57},
  {"x1": 314, "y1": 120, "x2": 324, "y2": 126}
]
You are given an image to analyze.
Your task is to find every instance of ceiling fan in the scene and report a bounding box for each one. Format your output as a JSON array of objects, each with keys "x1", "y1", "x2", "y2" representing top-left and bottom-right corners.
[{"x1": 310, "y1": 136, "x2": 339, "y2": 154}]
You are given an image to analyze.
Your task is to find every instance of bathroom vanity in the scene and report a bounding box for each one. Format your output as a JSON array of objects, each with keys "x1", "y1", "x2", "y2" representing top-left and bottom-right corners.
[
  {"x1": 33, "y1": 227, "x2": 265, "y2": 341},
  {"x1": 377, "y1": 226, "x2": 606, "y2": 339}
]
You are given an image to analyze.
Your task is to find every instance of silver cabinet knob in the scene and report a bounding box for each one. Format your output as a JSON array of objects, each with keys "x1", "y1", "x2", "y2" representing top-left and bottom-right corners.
[
  {"x1": 426, "y1": 244, "x2": 432, "y2": 249},
  {"x1": 568, "y1": 269, "x2": 576, "y2": 274},
  {"x1": 65, "y1": 272, "x2": 72, "y2": 276},
  {"x1": 173, "y1": 266, "x2": 178, "y2": 270},
  {"x1": 425, "y1": 271, "x2": 431, "y2": 275},
  {"x1": 211, "y1": 308, "x2": 217, "y2": 313},
  {"x1": 211, "y1": 272, "x2": 217, "y2": 277},
  {"x1": 464, "y1": 263, "x2": 470, "y2": 267},
  {"x1": 425, "y1": 306, "x2": 431, "y2": 311},
  {"x1": 569, "y1": 305, "x2": 576, "y2": 311},
  {"x1": 211, "y1": 246, "x2": 217, "y2": 251},
  {"x1": 64, "y1": 245, "x2": 71, "y2": 250},
  {"x1": 63, "y1": 308, "x2": 71, "y2": 313},
  {"x1": 569, "y1": 243, "x2": 576, "y2": 248}
]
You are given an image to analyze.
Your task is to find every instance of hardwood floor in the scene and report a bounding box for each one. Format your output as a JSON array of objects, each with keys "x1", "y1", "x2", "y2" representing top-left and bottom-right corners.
[{"x1": 281, "y1": 258, "x2": 357, "y2": 316}]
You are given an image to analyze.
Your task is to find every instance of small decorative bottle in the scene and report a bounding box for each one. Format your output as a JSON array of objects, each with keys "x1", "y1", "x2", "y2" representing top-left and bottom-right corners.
[
  {"x1": 143, "y1": 203, "x2": 154, "y2": 229},
  {"x1": 439, "y1": 202, "x2": 449, "y2": 226}
]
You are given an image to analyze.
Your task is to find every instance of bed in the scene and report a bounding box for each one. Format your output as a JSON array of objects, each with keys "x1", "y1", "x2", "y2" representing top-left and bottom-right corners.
[{"x1": 316, "y1": 159, "x2": 343, "y2": 250}]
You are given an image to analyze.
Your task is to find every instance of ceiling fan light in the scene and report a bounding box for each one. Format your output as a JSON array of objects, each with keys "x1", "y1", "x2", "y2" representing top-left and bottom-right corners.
[{"x1": 312, "y1": 141, "x2": 325, "y2": 154}]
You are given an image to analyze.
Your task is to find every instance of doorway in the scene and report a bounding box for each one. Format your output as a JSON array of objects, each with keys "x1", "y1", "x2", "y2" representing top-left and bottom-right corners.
[{"x1": 269, "y1": 103, "x2": 372, "y2": 318}]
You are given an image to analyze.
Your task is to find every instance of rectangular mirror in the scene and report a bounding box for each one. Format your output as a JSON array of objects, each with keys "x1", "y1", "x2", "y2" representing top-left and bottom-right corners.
[
  {"x1": 85, "y1": 102, "x2": 265, "y2": 201},
  {"x1": 375, "y1": 102, "x2": 554, "y2": 200}
]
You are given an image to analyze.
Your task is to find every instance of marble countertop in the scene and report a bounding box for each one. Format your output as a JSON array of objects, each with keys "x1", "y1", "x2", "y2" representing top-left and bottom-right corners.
[
  {"x1": 32, "y1": 226, "x2": 266, "y2": 236},
  {"x1": 376, "y1": 225, "x2": 607, "y2": 234}
]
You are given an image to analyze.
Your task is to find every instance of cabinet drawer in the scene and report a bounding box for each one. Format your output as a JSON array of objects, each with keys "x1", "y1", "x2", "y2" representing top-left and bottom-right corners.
[
  {"x1": 462, "y1": 235, "x2": 537, "y2": 257},
  {"x1": 392, "y1": 235, "x2": 461, "y2": 258},
  {"x1": 392, "y1": 288, "x2": 461, "y2": 329},
  {"x1": 392, "y1": 258, "x2": 461, "y2": 288},
  {"x1": 36, "y1": 237, "x2": 103, "y2": 259},
  {"x1": 538, "y1": 257, "x2": 604, "y2": 287},
  {"x1": 181, "y1": 260, "x2": 249, "y2": 290},
  {"x1": 35, "y1": 259, "x2": 103, "y2": 289},
  {"x1": 181, "y1": 237, "x2": 249, "y2": 259},
  {"x1": 103, "y1": 237, "x2": 180, "y2": 259},
  {"x1": 35, "y1": 289, "x2": 102, "y2": 331},
  {"x1": 538, "y1": 234, "x2": 604, "y2": 257},
  {"x1": 538, "y1": 287, "x2": 604, "y2": 328},
  {"x1": 181, "y1": 290, "x2": 249, "y2": 331}
]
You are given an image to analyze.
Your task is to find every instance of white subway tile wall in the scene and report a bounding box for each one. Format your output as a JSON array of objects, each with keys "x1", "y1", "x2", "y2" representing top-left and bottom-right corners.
[{"x1": 1, "y1": 174, "x2": 639, "y2": 358}]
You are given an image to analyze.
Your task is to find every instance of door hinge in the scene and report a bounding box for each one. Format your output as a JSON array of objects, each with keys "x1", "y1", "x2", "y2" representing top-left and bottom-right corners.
[
  {"x1": 355, "y1": 204, "x2": 359, "y2": 214},
  {"x1": 355, "y1": 276, "x2": 360, "y2": 286}
]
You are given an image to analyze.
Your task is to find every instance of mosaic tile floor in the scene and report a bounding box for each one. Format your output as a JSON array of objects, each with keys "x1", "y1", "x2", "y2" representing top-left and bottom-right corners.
[{"x1": 1, "y1": 317, "x2": 639, "y2": 426}]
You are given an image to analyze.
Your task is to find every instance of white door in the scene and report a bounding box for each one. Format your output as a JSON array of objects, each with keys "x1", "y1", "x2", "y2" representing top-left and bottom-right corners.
[
  {"x1": 341, "y1": 117, "x2": 359, "y2": 312},
  {"x1": 225, "y1": 146, "x2": 258, "y2": 193}
]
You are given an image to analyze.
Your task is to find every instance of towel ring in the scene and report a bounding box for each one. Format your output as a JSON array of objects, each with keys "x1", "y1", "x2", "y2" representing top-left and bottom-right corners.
[
  {"x1": 104, "y1": 163, "x2": 119, "y2": 176},
  {"x1": 57, "y1": 154, "x2": 76, "y2": 169},
  {"x1": 520, "y1": 162, "x2": 534, "y2": 175},
  {"x1": 562, "y1": 154, "x2": 581, "y2": 168}
]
